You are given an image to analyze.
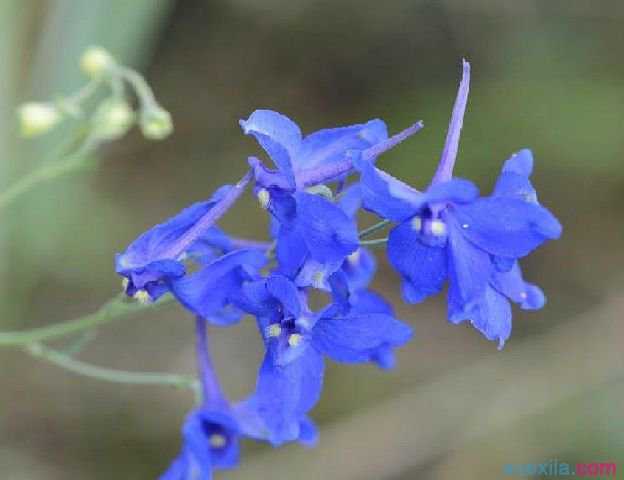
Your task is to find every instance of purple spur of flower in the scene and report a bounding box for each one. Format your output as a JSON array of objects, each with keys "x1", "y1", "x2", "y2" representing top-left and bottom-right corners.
[
  {"x1": 115, "y1": 171, "x2": 252, "y2": 303},
  {"x1": 235, "y1": 274, "x2": 412, "y2": 444},
  {"x1": 354, "y1": 60, "x2": 562, "y2": 348}
]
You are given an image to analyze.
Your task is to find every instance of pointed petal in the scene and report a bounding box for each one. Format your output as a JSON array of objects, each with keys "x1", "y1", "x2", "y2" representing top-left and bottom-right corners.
[
  {"x1": 453, "y1": 197, "x2": 562, "y2": 258},
  {"x1": 387, "y1": 221, "x2": 448, "y2": 303},
  {"x1": 424, "y1": 178, "x2": 479, "y2": 205},
  {"x1": 294, "y1": 192, "x2": 359, "y2": 263},
  {"x1": 298, "y1": 119, "x2": 388, "y2": 170},
  {"x1": 240, "y1": 110, "x2": 302, "y2": 186},
  {"x1": 312, "y1": 311, "x2": 412, "y2": 364},
  {"x1": 491, "y1": 262, "x2": 546, "y2": 310},
  {"x1": 267, "y1": 275, "x2": 302, "y2": 317},
  {"x1": 255, "y1": 347, "x2": 324, "y2": 446},
  {"x1": 353, "y1": 157, "x2": 422, "y2": 222},
  {"x1": 493, "y1": 149, "x2": 538, "y2": 202},
  {"x1": 446, "y1": 217, "x2": 492, "y2": 320}
]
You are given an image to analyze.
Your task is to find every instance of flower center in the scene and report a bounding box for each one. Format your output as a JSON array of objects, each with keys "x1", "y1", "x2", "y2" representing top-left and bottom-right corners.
[{"x1": 209, "y1": 433, "x2": 227, "y2": 448}]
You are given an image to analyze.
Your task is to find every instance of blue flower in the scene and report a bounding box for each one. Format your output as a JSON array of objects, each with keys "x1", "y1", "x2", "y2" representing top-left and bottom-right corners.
[
  {"x1": 160, "y1": 407, "x2": 240, "y2": 480},
  {"x1": 116, "y1": 173, "x2": 251, "y2": 302},
  {"x1": 240, "y1": 109, "x2": 389, "y2": 192},
  {"x1": 168, "y1": 249, "x2": 267, "y2": 325},
  {"x1": 355, "y1": 60, "x2": 561, "y2": 348},
  {"x1": 237, "y1": 274, "x2": 412, "y2": 444}
]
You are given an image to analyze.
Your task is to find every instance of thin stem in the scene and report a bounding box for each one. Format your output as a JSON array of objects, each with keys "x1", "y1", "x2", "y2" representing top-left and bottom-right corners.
[
  {"x1": 117, "y1": 66, "x2": 158, "y2": 109},
  {"x1": 359, "y1": 220, "x2": 391, "y2": 238},
  {"x1": 26, "y1": 342, "x2": 198, "y2": 391},
  {"x1": 0, "y1": 132, "x2": 98, "y2": 212},
  {"x1": 0, "y1": 293, "x2": 174, "y2": 347},
  {"x1": 359, "y1": 237, "x2": 388, "y2": 247},
  {"x1": 195, "y1": 317, "x2": 225, "y2": 406}
]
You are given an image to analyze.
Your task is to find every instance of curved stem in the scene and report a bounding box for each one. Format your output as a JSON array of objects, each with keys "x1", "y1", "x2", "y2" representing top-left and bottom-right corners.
[
  {"x1": 0, "y1": 293, "x2": 174, "y2": 347},
  {"x1": 359, "y1": 220, "x2": 391, "y2": 239},
  {"x1": 26, "y1": 342, "x2": 198, "y2": 391}
]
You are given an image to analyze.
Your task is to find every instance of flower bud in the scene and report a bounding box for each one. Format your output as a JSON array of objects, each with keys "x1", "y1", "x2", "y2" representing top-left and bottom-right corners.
[
  {"x1": 92, "y1": 99, "x2": 134, "y2": 141},
  {"x1": 80, "y1": 46, "x2": 115, "y2": 78},
  {"x1": 139, "y1": 106, "x2": 173, "y2": 140},
  {"x1": 17, "y1": 102, "x2": 61, "y2": 137}
]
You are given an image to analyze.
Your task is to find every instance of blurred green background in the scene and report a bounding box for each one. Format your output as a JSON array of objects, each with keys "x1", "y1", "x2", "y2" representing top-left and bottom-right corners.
[{"x1": 1, "y1": 1, "x2": 623, "y2": 478}]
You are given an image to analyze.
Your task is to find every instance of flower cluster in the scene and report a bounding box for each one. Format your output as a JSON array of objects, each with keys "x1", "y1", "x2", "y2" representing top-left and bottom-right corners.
[{"x1": 116, "y1": 60, "x2": 561, "y2": 478}]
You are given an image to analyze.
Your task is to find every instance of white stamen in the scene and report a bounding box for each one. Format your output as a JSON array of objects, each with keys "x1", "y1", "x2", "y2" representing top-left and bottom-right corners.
[
  {"x1": 266, "y1": 324, "x2": 282, "y2": 338},
  {"x1": 430, "y1": 220, "x2": 447, "y2": 236},
  {"x1": 257, "y1": 189, "x2": 270, "y2": 209},
  {"x1": 347, "y1": 250, "x2": 361, "y2": 265},
  {"x1": 288, "y1": 333, "x2": 303, "y2": 347},
  {"x1": 411, "y1": 216, "x2": 422, "y2": 232},
  {"x1": 209, "y1": 433, "x2": 227, "y2": 448},
  {"x1": 133, "y1": 290, "x2": 151, "y2": 304}
]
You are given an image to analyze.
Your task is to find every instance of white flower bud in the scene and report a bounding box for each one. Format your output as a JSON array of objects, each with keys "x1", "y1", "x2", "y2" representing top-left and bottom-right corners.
[
  {"x1": 18, "y1": 102, "x2": 61, "y2": 137},
  {"x1": 80, "y1": 46, "x2": 115, "y2": 78},
  {"x1": 92, "y1": 99, "x2": 134, "y2": 141},
  {"x1": 140, "y1": 106, "x2": 173, "y2": 140}
]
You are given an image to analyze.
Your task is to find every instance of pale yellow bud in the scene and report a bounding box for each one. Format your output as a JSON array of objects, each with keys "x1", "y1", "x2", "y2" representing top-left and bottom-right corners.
[
  {"x1": 140, "y1": 107, "x2": 173, "y2": 140},
  {"x1": 80, "y1": 46, "x2": 115, "y2": 78},
  {"x1": 92, "y1": 99, "x2": 134, "y2": 141},
  {"x1": 18, "y1": 102, "x2": 61, "y2": 137}
]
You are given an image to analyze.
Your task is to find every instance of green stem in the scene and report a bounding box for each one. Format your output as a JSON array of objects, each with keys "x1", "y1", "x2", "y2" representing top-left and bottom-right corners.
[
  {"x1": 0, "y1": 293, "x2": 174, "y2": 347},
  {"x1": 26, "y1": 342, "x2": 198, "y2": 392},
  {"x1": 0, "y1": 132, "x2": 98, "y2": 212},
  {"x1": 359, "y1": 220, "x2": 391, "y2": 239},
  {"x1": 359, "y1": 237, "x2": 388, "y2": 247},
  {"x1": 117, "y1": 66, "x2": 158, "y2": 109}
]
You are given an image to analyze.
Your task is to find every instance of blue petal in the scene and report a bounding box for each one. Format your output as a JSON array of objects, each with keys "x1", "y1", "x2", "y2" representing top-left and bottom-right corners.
[
  {"x1": 297, "y1": 119, "x2": 388, "y2": 170},
  {"x1": 387, "y1": 220, "x2": 448, "y2": 303},
  {"x1": 159, "y1": 452, "x2": 196, "y2": 480},
  {"x1": 452, "y1": 197, "x2": 562, "y2": 258},
  {"x1": 493, "y1": 149, "x2": 538, "y2": 203},
  {"x1": 340, "y1": 247, "x2": 376, "y2": 291},
  {"x1": 446, "y1": 216, "x2": 492, "y2": 320},
  {"x1": 266, "y1": 275, "x2": 302, "y2": 317},
  {"x1": 349, "y1": 289, "x2": 394, "y2": 316},
  {"x1": 169, "y1": 250, "x2": 266, "y2": 324},
  {"x1": 193, "y1": 409, "x2": 240, "y2": 469},
  {"x1": 240, "y1": 110, "x2": 301, "y2": 187},
  {"x1": 297, "y1": 415, "x2": 319, "y2": 447},
  {"x1": 312, "y1": 310, "x2": 412, "y2": 364},
  {"x1": 353, "y1": 157, "x2": 422, "y2": 222},
  {"x1": 293, "y1": 192, "x2": 359, "y2": 263},
  {"x1": 491, "y1": 261, "x2": 545, "y2": 310},
  {"x1": 275, "y1": 227, "x2": 308, "y2": 278},
  {"x1": 337, "y1": 183, "x2": 362, "y2": 218},
  {"x1": 424, "y1": 178, "x2": 479, "y2": 205},
  {"x1": 232, "y1": 397, "x2": 318, "y2": 447},
  {"x1": 459, "y1": 285, "x2": 512, "y2": 349},
  {"x1": 185, "y1": 227, "x2": 233, "y2": 264},
  {"x1": 255, "y1": 346, "x2": 324, "y2": 446}
]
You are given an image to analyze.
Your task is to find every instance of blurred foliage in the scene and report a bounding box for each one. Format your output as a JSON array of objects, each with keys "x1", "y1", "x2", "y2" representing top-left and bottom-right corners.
[{"x1": 1, "y1": 0, "x2": 623, "y2": 479}]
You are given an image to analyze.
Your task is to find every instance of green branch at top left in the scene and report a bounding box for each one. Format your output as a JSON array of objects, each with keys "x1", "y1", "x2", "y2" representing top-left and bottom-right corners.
[{"x1": 0, "y1": 46, "x2": 174, "y2": 212}]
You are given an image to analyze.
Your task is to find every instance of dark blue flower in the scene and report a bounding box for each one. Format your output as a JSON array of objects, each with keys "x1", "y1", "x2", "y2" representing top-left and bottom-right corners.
[
  {"x1": 160, "y1": 407, "x2": 240, "y2": 480},
  {"x1": 237, "y1": 274, "x2": 412, "y2": 444},
  {"x1": 355, "y1": 60, "x2": 561, "y2": 348},
  {"x1": 116, "y1": 173, "x2": 251, "y2": 302}
]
